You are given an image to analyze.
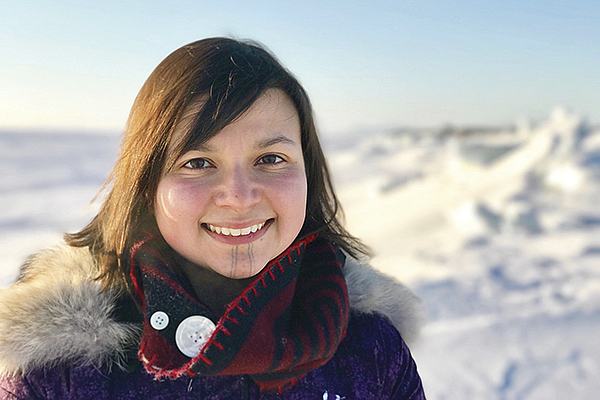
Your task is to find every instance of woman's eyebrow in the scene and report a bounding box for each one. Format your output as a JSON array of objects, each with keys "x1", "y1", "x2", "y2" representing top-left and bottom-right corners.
[
  {"x1": 256, "y1": 135, "x2": 298, "y2": 149},
  {"x1": 194, "y1": 143, "x2": 214, "y2": 152}
]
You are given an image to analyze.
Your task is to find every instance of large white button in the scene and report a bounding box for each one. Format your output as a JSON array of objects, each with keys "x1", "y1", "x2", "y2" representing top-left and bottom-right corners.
[
  {"x1": 175, "y1": 315, "x2": 216, "y2": 358},
  {"x1": 150, "y1": 311, "x2": 169, "y2": 331}
]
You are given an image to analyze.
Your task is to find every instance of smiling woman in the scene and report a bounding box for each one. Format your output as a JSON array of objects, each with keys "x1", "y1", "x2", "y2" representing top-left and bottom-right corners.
[{"x1": 0, "y1": 38, "x2": 425, "y2": 399}]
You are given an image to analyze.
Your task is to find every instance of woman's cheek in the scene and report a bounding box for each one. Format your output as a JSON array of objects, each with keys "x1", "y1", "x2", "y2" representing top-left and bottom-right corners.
[
  {"x1": 264, "y1": 167, "x2": 307, "y2": 228},
  {"x1": 156, "y1": 178, "x2": 210, "y2": 222},
  {"x1": 262, "y1": 165, "x2": 307, "y2": 192}
]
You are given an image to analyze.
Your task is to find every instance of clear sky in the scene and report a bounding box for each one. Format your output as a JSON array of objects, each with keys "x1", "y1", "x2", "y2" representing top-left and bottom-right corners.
[{"x1": 1, "y1": 0, "x2": 598, "y2": 134}]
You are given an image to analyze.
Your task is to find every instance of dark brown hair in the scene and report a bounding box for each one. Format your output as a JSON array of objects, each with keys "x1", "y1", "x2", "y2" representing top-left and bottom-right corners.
[{"x1": 67, "y1": 37, "x2": 369, "y2": 289}]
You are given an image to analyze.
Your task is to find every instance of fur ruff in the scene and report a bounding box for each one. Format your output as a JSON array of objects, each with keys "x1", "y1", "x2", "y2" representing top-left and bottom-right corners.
[{"x1": 0, "y1": 243, "x2": 424, "y2": 377}]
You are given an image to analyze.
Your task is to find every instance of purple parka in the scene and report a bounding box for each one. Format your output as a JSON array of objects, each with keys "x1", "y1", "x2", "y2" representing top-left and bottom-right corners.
[
  {"x1": 2, "y1": 313, "x2": 423, "y2": 399},
  {"x1": 0, "y1": 243, "x2": 426, "y2": 399}
]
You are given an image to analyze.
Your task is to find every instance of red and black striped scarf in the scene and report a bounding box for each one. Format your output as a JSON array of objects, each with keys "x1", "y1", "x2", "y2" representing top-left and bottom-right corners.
[{"x1": 128, "y1": 231, "x2": 349, "y2": 393}]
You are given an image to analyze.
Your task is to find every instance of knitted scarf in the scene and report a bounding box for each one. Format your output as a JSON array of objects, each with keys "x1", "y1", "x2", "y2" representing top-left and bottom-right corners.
[{"x1": 127, "y1": 231, "x2": 349, "y2": 394}]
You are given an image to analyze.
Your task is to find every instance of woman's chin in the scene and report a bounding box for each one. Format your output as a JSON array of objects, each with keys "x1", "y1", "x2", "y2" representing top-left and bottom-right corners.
[{"x1": 202, "y1": 256, "x2": 268, "y2": 280}]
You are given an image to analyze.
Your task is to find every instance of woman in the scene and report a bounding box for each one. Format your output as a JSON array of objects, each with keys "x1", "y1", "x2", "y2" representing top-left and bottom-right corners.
[{"x1": 0, "y1": 38, "x2": 426, "y2": 399}]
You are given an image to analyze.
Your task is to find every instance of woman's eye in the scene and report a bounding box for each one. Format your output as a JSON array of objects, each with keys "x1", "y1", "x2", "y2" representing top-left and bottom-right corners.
[
  {"x1": 257, "y1": 154, "x2": 284, "y2": 165},
  {"x1": 183, "y1": 158, "x2": 211, "y2": 169}
]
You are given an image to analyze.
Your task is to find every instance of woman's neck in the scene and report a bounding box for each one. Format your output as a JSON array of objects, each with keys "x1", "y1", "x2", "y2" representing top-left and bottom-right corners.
[{"x1": 174, "y1": 254, "x2": 256, "y2": 318}]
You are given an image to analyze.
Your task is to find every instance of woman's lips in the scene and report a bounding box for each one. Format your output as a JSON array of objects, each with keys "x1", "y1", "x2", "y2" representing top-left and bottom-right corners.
[
  {"x1": 202, "y1": 219, "x2": 273, "y2": 244},
  {"x1": 206, "y1": 221, "x2": 266, "y2": 236}
]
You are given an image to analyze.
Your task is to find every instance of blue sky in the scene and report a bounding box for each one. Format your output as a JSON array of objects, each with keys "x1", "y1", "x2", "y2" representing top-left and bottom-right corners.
[{"x1": 1, "y1": 0, "x2": 598, "y2": 134}]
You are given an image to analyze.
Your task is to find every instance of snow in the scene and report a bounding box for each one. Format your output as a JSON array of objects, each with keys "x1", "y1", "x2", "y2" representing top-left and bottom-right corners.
[
  {"x1": 326, "y1": 108, "x2": 600, "y2": 399},
  {"x1": 2, "y1": 108, "x2": 600, "y2": 398},
  {"x1": 0, "y1": 132, "x2": 120, "y2": 284}
]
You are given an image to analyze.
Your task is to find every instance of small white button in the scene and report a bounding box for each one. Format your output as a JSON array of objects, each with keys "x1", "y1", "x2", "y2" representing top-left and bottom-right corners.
[
  {"x1": 175, "y1": 315, "x2": 216, "y2": 358},
  {"x1": 150, "y1": 311, "x2": 169, "y2": 331}
]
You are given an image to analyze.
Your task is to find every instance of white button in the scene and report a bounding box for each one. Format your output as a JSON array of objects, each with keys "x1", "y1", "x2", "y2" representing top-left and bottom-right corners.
[
  {"x1": 150, "y1": 311, "x2": 169, "y2": 331},
  {"x1": 175, "y1": 315, "x2": 216, "y2": 358}
]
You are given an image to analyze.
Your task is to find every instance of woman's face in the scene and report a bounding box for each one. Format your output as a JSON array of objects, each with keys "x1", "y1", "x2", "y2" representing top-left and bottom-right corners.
[{"x1": 155, "y1": 89, "x2": 307, "y2": 279}]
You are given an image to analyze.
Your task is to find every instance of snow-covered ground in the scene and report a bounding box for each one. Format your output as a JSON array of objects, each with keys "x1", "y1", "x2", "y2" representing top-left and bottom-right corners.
[
  {"x1": 2, "y1": 108, "x2": 599, "y2": 399},
  {"x1": 326, "y1": 108, "x2": 600, "y2": 399}
]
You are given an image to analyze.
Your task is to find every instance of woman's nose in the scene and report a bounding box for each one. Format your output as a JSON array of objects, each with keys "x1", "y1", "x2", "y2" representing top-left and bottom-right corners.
[{"x1": 213, "y1": 166, "x2": 261, "y2": 211}]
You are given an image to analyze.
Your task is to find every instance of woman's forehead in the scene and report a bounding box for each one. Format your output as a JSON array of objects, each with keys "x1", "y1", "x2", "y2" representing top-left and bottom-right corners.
[{"x1": 170, "y1": 89, "x2": 299, "y2": 153}]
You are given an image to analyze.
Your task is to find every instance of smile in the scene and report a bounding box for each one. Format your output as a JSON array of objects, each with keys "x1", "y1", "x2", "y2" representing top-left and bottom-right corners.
[{"x1": 206, "y1": 221, "x2": 266, "y2": 237}]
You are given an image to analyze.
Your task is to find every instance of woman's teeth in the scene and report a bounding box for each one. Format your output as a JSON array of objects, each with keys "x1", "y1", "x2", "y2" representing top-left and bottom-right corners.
[{"x1": 207, "y1": 222, "x2": 265, "y2": 237}]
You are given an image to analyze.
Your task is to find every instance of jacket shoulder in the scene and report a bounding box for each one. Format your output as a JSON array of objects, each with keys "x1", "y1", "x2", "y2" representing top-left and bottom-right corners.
[
  {"x1": 303, "y1": 312, "x2": 425, "y2": 399},
  {"x1": 344, "y1": 258, "x2": 425, "y2": 345},
  {"x1": 14, "y1": 242, "x2": 98, "y2": 284},
  {"x1": 0, "y1": 243, "x2": 140, "y2": 377},
  {"x1": 346, "y1": 313, "x2": 425, "y2": 399}
]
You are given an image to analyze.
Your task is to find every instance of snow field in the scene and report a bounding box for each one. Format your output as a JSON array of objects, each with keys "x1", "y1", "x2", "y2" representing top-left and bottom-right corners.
[{"x1": 326, "y1": 108, "x2": 600, "y2": 399}]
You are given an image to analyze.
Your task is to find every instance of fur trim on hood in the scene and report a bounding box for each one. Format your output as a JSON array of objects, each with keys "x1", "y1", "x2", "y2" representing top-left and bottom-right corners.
[{"x1": 0, "y1": 243, "x2": 424, "y2": 377}]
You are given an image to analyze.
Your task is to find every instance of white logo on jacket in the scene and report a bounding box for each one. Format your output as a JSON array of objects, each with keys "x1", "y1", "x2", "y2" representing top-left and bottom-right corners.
[{"x1": 323, "y1": 391, "x2": 344, "y2": 400}]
